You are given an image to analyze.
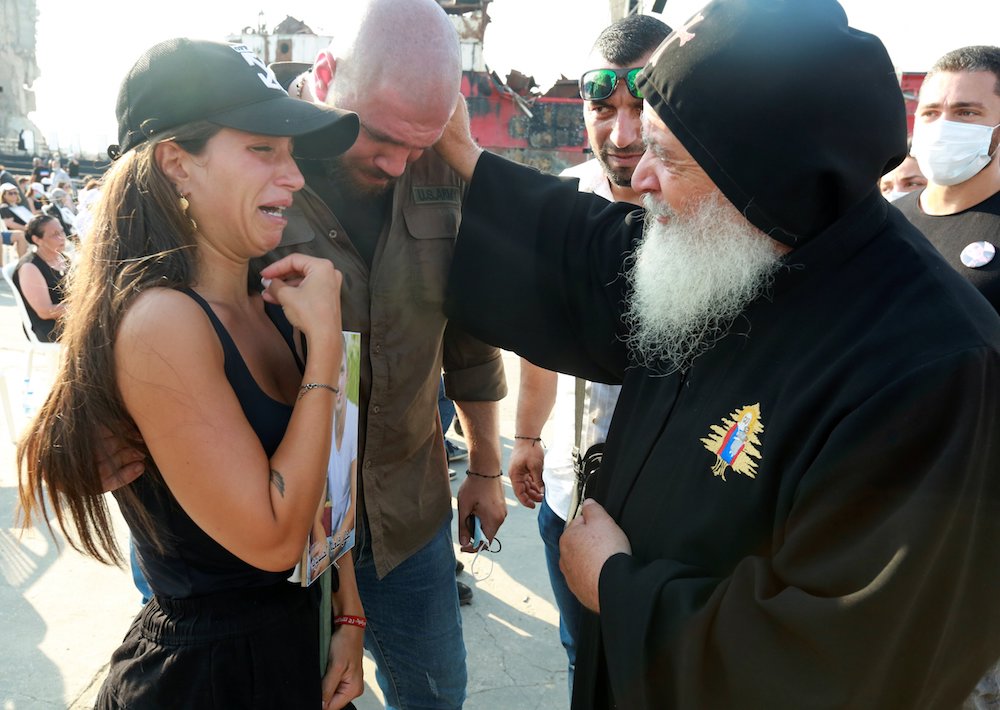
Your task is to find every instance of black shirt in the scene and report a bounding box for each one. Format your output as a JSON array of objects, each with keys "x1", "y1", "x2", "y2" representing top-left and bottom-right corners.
[
  {"x1": 12, "y1": 252, "x2": 65, "y2": 342},
  {"x1": 125, "y1": 289, "x2": 303, "y2": 599},
  {"x1": 1, "y1": 203, "x2": 33, "y2": 227},
  {"x1": 896, "y1": 189, "x2": 1000, "y2": 312}
]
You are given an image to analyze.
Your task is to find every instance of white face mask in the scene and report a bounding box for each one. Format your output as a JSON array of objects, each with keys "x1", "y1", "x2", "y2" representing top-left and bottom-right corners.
[
  {"x1": 884, "y1": 189, "x2": 909, "y2": 203},
  {"x1": 911, "y1": 119, "x2": 1000, "y2": 186}
]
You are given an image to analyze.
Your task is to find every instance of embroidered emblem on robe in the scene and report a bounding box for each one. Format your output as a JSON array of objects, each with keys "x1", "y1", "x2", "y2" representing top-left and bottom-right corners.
[{"x1": 700, "y1": 403, "x2": 764, "y2": 481}]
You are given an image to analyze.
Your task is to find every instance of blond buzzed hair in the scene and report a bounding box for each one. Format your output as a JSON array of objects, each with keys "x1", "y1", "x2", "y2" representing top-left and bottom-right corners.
[{"x1": 330, "y1": 0, "x2": 461, "y2": 105}]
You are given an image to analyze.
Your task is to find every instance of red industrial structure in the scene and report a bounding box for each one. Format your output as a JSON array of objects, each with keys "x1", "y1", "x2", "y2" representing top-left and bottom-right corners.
[{"x1": 900, "y1": 72, "x2": 927, "y2": 136}]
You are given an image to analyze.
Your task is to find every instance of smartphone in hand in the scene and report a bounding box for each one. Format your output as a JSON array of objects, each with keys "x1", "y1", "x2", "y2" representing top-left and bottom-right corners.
[{"x1": 466, "y1": 514, "x2": 486, "y2": 551}]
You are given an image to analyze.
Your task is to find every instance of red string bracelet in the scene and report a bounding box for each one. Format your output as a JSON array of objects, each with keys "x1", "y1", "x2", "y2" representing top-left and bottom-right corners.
[{"x1": 334, "y1": 615, "x2": 367, "y2": 628}]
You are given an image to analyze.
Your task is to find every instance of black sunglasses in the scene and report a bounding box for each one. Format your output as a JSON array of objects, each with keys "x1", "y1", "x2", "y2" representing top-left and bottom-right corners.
[{"x1": 579, "y1": 67, "x2": 644, "y2": 101}]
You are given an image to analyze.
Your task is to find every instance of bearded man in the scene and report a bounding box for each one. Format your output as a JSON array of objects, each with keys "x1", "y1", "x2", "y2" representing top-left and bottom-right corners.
[
  {"x1": 266, "y1": 1, "x2": 507, "y2": 706},
  {"x1": 439, "y1": 0, "x2": 1000, "y2": 708}
]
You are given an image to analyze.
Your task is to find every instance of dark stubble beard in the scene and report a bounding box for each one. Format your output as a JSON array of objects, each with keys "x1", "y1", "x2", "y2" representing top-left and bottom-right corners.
[
  {"x1": 623, "y1": 193, "x2": 786, "y2": 373},
  {"x1": 598, "y1": 142, "x2": 644, "y2": 188},
  {"x1": 321, "y1": 156, "x2": 397, "y2": 201}
]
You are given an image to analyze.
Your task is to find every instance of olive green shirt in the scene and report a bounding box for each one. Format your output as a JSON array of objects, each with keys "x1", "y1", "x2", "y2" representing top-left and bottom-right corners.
[{"x1": 261, "y1": 151, "x2": 506, "y2": 577}]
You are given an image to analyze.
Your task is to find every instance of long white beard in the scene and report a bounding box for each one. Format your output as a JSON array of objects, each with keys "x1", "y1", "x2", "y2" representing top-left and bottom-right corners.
[{"x1": 623, "y1": 194, "x2": 785, "y2": 373}]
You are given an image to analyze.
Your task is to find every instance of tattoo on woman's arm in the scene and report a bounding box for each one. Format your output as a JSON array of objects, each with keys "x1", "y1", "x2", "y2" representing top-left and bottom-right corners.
[{"x1": 269, "y1": 468, "x2": 286, "y2": 497}]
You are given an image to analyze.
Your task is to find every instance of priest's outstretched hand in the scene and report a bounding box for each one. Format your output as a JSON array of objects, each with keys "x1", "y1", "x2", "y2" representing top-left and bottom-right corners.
[{"x1": 434, "y1": 95, "x2": 481, "y2": 182}]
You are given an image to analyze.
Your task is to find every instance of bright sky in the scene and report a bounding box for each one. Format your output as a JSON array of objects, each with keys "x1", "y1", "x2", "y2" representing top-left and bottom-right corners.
[{"x1": 30, "y1": 0, "x2": 1000, "y2": 156}]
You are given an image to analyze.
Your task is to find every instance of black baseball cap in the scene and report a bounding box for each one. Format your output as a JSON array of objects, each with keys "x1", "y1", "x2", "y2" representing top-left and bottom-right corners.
[{"x1": 109, "y1": 38, "x2": 359, "y2": 161}]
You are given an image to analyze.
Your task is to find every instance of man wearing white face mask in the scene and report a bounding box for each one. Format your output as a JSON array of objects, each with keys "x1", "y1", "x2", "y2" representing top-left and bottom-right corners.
[
  {"x1": 899, "y1": 45, "x2": 1000, "y2": 710},
  {"x1": 898, "y1": 45, "x2": 1000, "y2": 311}
]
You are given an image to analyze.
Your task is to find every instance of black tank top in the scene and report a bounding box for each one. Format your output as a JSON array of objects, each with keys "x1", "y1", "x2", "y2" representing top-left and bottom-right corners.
[
  {"x1": 126, "y1": 288, "x2": 304, "y2": 599},
  {"x1": 12, "y1": 252, "x2": 66, "y2": 342}
]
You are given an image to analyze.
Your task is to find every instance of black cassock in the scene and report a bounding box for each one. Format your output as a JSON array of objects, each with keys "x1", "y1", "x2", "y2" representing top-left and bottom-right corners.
[{"x1": 446, "y1": 152, "x2": 1000, "y2": 710}]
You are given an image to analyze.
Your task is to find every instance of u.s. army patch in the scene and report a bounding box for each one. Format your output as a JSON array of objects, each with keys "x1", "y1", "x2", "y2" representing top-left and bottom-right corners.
[
  {"x1": 700, "y1": 403, "x2": 764, "y2": 482},
  {"x1": 412, "y1": 186, "x2": 460, "y2": 205}
]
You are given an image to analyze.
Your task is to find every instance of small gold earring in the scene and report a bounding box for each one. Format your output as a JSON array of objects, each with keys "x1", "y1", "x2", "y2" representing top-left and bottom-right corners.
[{"x1": 179, "y1": 194, "x2": 197, "y2": 232}]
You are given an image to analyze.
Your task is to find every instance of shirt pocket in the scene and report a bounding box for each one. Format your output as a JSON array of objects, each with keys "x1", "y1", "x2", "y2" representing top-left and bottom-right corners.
[
  {"x1": 401, "y1": 203, "x2": 461, "y2": 307},
  {"x1": 277, "y1": 205, "x2": 319, "y2": 248}
]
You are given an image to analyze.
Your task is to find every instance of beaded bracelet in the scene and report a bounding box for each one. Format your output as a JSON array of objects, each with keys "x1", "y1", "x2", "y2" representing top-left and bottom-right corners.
[
  {"x1": 465, "y1": 470, "x2": 503, "y2": 479},
  {"x1": 334, "y1": 615, "x2": 367, "y2": 628},
  {"x1": 514, "y1": 435, "x2": 544, "y2": 446},
  {"x1": 298, "y1": 382, "x2": 340, "y2": 399}
]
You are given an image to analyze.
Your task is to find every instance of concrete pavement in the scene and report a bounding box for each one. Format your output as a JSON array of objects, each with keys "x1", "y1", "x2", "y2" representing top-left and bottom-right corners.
[{"x1": 0, "y1": 274, "x2": 571, "y2": 709}]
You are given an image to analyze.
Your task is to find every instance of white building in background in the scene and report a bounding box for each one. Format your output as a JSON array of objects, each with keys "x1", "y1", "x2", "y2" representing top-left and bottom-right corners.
[
  {"x1": 0, "y1": 0, "x2": 46, "y2": 155},
  {"x1": 228, "y1": 7, "x2": 488, "y2": 75},
  {"x1": 226, "y1": 15, "x2": 331, "y2": 67}
]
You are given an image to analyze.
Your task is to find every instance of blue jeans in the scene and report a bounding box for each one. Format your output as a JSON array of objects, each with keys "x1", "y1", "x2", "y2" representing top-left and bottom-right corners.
[
  {"x1": 538, "y1": 498, "x2": 582, "y2": 698},
  {"x1": 438, "y1": 377, "x2": 455, "y2": 435},
  {"x1": 355, "y1": 517, "x2": 467, "y2": 709}
]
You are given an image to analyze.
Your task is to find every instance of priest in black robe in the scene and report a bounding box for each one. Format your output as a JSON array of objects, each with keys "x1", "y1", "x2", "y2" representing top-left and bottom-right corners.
[{"x1": 441, "y1": 1, "x2": 1000, "y2": 708}]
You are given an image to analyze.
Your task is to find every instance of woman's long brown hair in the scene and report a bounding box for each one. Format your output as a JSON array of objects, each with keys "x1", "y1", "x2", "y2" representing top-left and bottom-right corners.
[{"x1": 16, "y1": 122, "x2": 220, "y2": 565}]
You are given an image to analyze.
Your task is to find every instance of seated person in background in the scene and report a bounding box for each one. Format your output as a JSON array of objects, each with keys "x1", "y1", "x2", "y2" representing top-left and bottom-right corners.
[
  {"x1": 28, "y1": 183, "x2": 45, "y2": 211},
  {"x1": 29, "y1": 157, "x2": 50, "y2": 187},
  {"x1": 50, "y1": 185, "x2": 77, "y2": 211},
  {"x1": 16, "y1": 177, "x2": 34, "y2": 207},
  {"x1": 55, "y1": 180, "x2": 75, "y2": 199},
  {"x1": 1, "y1": 228, "x2": 26, "y2": 263},
  {"x1": 0, "y1": 164, "x2": 27, "y2": 202},
  {"x1": 12, "y1": 214, "x2": 68, "y2": 342},
  {"x1": 43, "y1": 188, "x2": 77, "y2": 239},
  {"x1": 73, "y1": 178, "x2": 102, "y2": 241},
  {"x1": 1, "y1": 182, "x2": 32, "y2": 257},
  {"x1": 50, "y1": 159, "x2": 72, "y2": 192}
]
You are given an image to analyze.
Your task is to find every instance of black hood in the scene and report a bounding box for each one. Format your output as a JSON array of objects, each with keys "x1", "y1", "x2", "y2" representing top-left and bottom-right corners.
[{"x1": 636, "y1": 0, "x2": 907, "y2": 247}]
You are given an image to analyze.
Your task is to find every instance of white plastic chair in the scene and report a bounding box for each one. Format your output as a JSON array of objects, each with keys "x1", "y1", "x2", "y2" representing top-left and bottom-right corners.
[
  {"x1": 2, "y1": 261, "x2": 61, "y2": 381},
  {"x1": 0, "y1": 368, "x2": 15, "y2": 443}
]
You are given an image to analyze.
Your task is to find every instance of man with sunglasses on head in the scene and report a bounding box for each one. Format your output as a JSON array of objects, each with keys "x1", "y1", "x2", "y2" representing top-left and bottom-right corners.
[
  {"x1": 263, "y1": 1, "x2": 507, "y2": 708},
  {"x1": 508, "y1": 13, "x2": 669, "y2": 698}
]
